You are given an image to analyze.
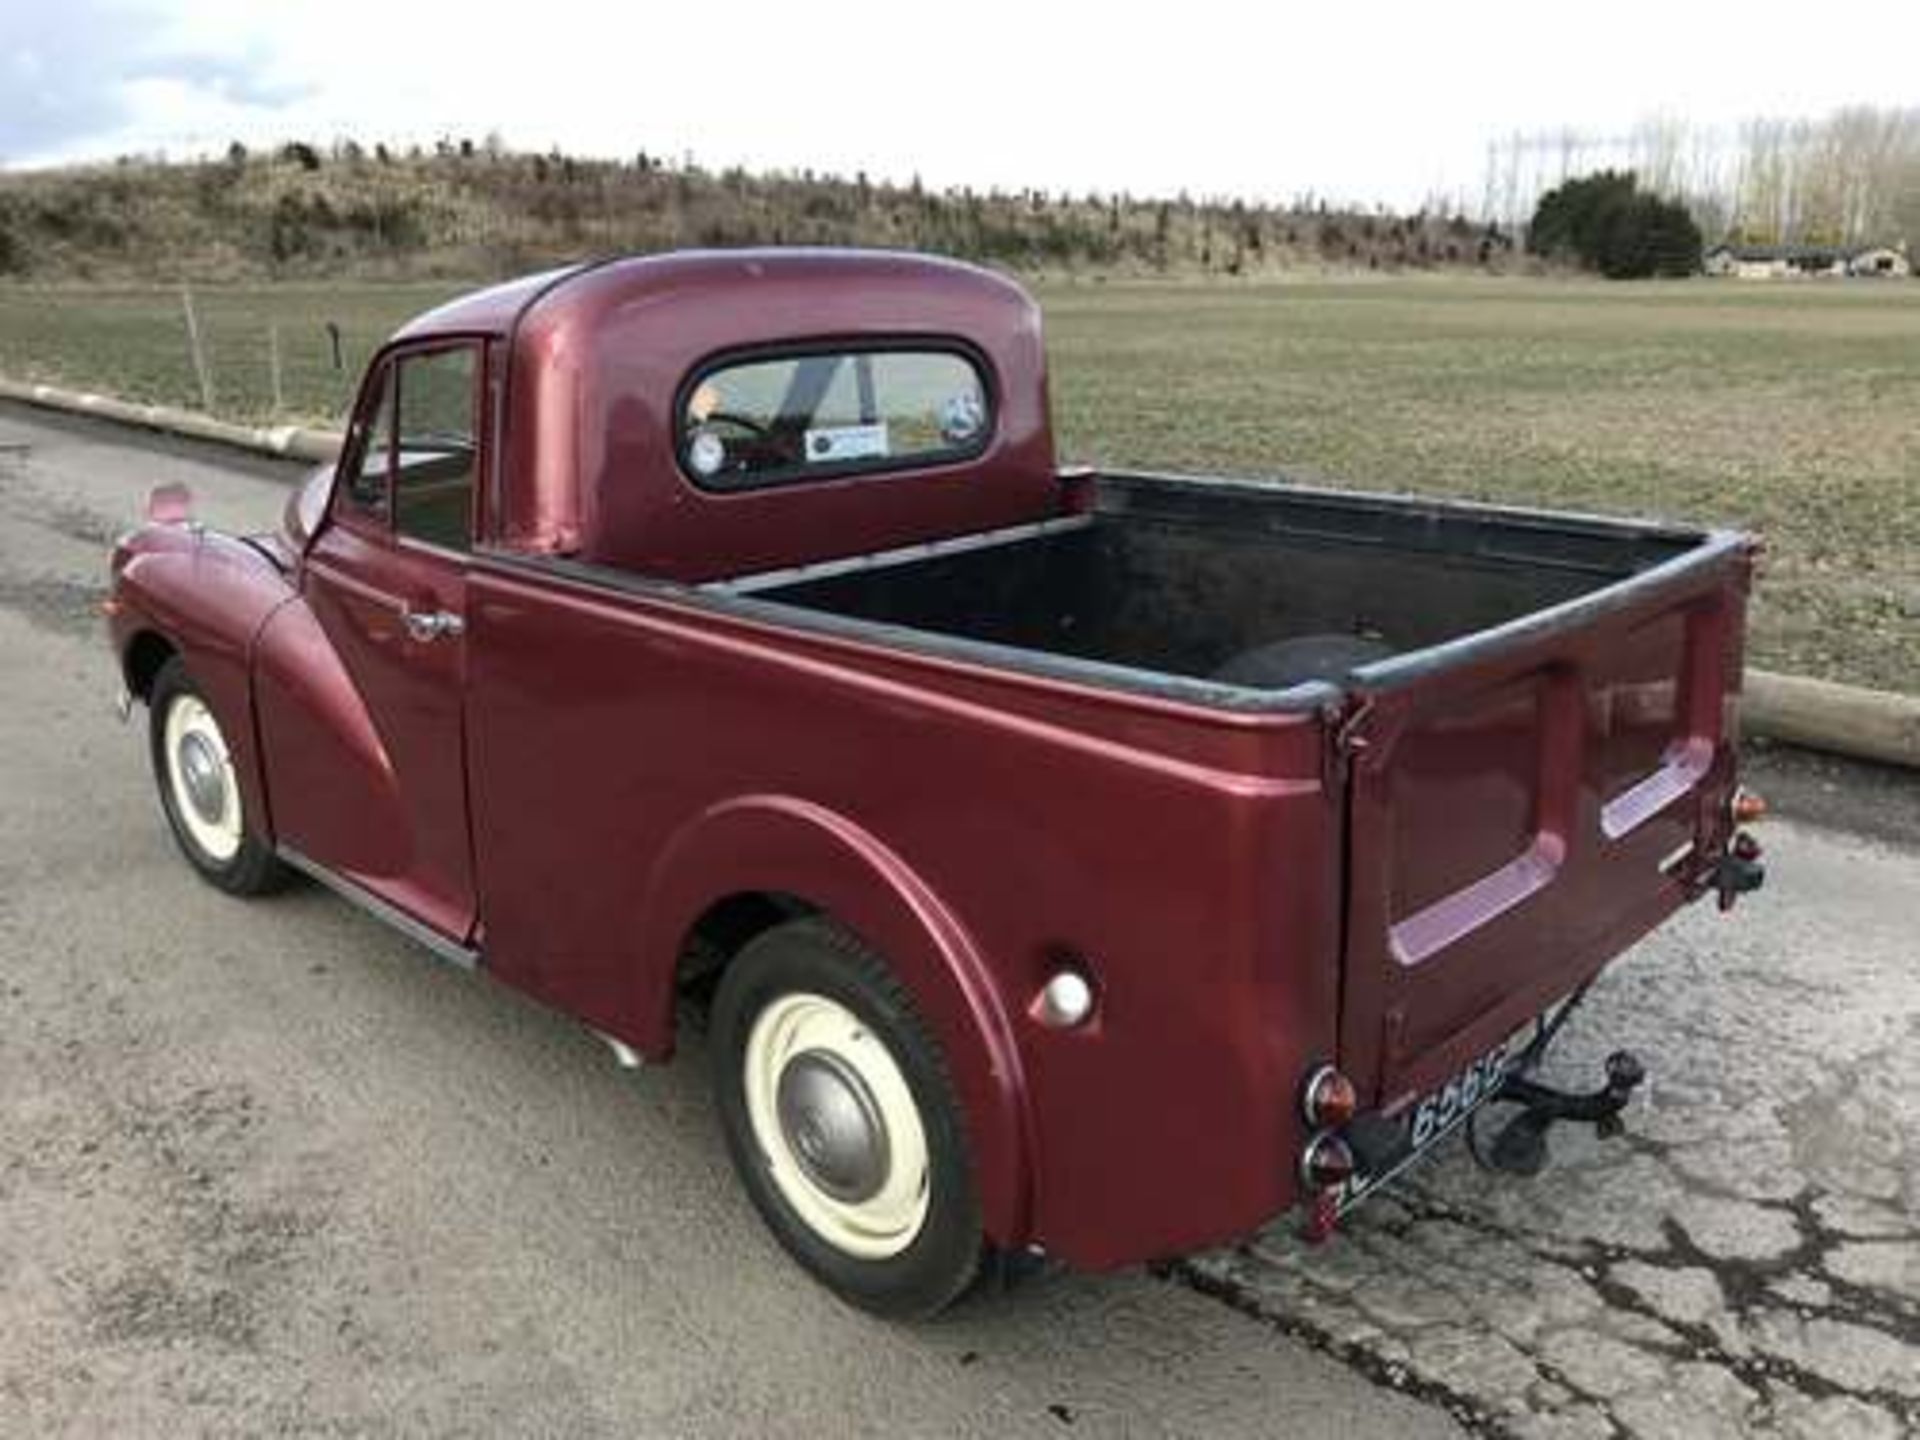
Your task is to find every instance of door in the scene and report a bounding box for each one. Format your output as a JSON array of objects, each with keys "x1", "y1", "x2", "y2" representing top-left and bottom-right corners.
[{"x1": 295, "y1": 342, "x2": 484, "y2": 941}]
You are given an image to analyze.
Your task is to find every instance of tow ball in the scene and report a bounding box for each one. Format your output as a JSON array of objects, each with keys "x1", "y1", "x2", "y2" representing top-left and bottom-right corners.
[{"x1": 1474, "y1": 1049, "x2": 1646, "y2": 1177}]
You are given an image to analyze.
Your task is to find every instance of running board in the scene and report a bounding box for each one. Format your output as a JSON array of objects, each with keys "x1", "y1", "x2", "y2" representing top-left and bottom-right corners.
[{"x1": 277, "y1": 846, "x2": 480, "y2": 972}]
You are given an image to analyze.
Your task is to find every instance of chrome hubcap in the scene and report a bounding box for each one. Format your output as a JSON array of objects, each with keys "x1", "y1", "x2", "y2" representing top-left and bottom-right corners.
[
  {"x1": 176, "y1": 731, "x2": 227, "y2": 825},
  {"x1": 777, "y1": 1049, "x2": 891, "y2": 1203}
]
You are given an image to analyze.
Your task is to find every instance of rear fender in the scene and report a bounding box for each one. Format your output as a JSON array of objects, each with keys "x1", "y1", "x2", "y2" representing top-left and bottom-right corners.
[{"x1": 635, "y1": 796, "x2": 1035, "y2": 1248}]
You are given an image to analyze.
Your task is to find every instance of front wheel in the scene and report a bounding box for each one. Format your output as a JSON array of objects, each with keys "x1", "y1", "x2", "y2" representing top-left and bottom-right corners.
[
  {"x1": 710, "y1": 917, "x2": 984, "y2": 1318},
  {"x1": 148, "y1": 656, "x2": 286, "y2": 896}
]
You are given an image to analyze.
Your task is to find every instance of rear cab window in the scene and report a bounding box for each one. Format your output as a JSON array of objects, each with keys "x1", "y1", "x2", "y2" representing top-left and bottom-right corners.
[{"x1": 678, "y1": 347, "x2": 991, "y2": 492}]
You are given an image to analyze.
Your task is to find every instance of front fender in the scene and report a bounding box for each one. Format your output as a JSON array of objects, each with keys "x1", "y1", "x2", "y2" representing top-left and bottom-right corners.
[
  {"x1": 250, "y1": 598, "x2": 409, "y2": 877},
  {"x1": 112, "y1": 528, "x2": 296, "y2": 843},
  {"x1": 636, "y1": 795, "x2": 1035, "y2": 1249}
]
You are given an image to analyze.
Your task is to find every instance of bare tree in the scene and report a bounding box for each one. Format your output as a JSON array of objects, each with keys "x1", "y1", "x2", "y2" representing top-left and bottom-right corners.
[{"x1": 1487, "y1": 106, "x2": 1920, "y2": 248}]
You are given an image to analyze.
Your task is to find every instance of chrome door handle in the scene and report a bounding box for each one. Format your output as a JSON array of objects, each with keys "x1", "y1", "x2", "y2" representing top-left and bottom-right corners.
[{"x1": 401, "y1": 608, "x2": 465, "y2": 642}]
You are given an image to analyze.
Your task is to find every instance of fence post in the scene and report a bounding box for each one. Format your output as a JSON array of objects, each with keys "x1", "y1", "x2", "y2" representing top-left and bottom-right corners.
[
  {"x1": 268, "y1": 321, "x2": 285, "y2": 415},
  {"x1": 180, "y1": 284, "x2": 215, "y2": 412}
]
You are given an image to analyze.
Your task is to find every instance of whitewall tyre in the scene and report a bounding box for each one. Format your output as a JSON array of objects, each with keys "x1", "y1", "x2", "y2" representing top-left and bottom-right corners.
[
  {"x1": 147, "y1": 656, "x2": 287, "y2": 896},
  {"x1": 711, "y1": 917, "x2": 984, "y2": 1318}
]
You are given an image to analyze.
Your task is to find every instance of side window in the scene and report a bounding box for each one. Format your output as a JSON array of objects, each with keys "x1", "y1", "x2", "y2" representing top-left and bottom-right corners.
[
  {"x1": 393, "y1": 346, "x2": 478, "y2": 552},
  {"x1": 679, "y1": 347, "x2": 991, "y2": 492},
  {"x1": 344, "y1": 367, "x2": 394, "y2": 520}
]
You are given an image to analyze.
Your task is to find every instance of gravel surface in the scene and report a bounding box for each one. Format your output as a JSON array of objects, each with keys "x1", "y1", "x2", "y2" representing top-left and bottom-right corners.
[{"x1": 3, "y1": 400, "x2": 1915, "y2": 1438}]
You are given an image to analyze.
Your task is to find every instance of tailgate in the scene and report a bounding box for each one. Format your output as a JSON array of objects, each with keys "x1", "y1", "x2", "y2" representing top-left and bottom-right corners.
[{"x1": 1337, "y1": 533, "x2": 1752, "y2": 1108}]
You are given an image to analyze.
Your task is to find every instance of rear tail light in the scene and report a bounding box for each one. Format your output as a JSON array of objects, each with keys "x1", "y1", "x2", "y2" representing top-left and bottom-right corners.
[
  {"x1": 1300, "y1": 1064, "x2": 1358, "y2": 1130},
  {"x1": 1299, "y1": 1132, "x2": 1356, "y2": 1190},
  {"x1": 1731, "y1": 789, "x2": 1767, "y2": 825}
]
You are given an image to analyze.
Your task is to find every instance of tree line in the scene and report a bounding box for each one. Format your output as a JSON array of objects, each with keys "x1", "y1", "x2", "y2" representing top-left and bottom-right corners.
[
  {"x1": 0, "y1": 140, "x2": 1516, "y2": 282},
  {"x1": 1480, "y1": 106, "x2": 1920, "y2": 248}
]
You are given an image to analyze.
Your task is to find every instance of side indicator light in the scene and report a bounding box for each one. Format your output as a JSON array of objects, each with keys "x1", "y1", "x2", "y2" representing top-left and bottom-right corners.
[{"x1": 1731, "y1": 790, "x2": 1767, "y2": 825}]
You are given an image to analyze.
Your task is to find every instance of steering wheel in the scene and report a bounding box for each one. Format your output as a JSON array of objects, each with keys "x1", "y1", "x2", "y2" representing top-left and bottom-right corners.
[{"x1": 700, "y1": 410, "x2": 771, "y2": 438}]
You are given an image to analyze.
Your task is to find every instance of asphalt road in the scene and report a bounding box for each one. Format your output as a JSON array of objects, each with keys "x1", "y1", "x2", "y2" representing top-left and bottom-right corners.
[{"x1": 2, "y1": 402, "x2": 1915, "y2": 1439}]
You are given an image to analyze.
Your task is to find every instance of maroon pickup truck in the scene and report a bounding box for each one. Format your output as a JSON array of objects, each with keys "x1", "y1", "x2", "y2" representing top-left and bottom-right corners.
[{"x1": 106, "y1": 250, "x2": 1765, "y2": 1316}]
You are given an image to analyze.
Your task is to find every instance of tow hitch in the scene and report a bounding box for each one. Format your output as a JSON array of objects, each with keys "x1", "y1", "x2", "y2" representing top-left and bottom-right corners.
[
  {"x1": 1475, "y1": 1050, "x2": 1646, "y2": 1176},
  {"x1": 1466, "y1": 980, "x2": 1648, "y2": 1177},
  {"x1": 1468, "y1": 801, "x2": 1767, "y2": 1175},
  {"x1": 1713, "y1": 831, "x2": 1766, "y2": 912}
]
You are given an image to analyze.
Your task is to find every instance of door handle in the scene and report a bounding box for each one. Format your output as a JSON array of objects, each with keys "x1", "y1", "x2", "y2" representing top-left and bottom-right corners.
[{"x1": 401, "y1": 607, "x2": 466, "y2": 642}]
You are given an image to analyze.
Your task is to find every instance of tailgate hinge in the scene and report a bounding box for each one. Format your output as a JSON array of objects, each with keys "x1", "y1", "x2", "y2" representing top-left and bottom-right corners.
[
  {"x1": 1336, "y1": 696, "x2": 1377, "y2": 757},
  {"x1": 1325, "y1": 697, "x2": 1377, "y2": 787}
]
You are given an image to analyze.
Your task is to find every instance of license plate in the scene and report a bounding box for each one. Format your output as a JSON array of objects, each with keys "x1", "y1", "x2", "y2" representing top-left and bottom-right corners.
[{"x1": 1335, "y1": 1031, "x2": 1523, "y2": 1213}]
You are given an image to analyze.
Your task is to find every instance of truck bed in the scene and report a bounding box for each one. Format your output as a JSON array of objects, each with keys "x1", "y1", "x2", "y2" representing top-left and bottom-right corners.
[
  {"x1": 507, "y1": 466, "x2": 1748, "y2": 1121},
  {"x1": 696, "y1": 469, "x2": 1754, "y2": 1111},
  {"x1": 712, "y1": 472, "x2": 1710, "y2": 694}
]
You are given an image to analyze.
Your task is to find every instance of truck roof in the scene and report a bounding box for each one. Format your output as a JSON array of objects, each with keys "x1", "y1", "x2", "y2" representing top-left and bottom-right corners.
[
  {"x1": 404, "y1": 249, "x2": 1059, "y2": 577},
  {"x1": 393, "y1": 263, "x2": 585, "y2": 339},
  {"x1": 393, "y1": 248, "x2": 1035, "y2": 343}
]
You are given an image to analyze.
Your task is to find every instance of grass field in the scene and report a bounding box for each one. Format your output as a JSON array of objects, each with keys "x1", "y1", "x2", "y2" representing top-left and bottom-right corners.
[{"x1": 2, "y1": 275, "x2": 1916, "y2": 693}]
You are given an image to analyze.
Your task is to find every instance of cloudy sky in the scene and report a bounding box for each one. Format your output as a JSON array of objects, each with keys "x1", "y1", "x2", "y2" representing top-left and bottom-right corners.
[{"x1": 4, "y1": 1, "x2": 1915, "y2": 207}]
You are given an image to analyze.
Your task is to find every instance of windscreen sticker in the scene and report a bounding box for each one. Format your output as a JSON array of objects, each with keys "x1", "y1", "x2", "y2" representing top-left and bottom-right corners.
[{"x1": 804, "y1": 423, "x2": 890, "y2": 463}]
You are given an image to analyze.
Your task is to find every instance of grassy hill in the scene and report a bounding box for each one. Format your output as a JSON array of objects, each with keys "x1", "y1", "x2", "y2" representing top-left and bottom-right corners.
[{"x1": 0, "y1": 141, "x2": 1515, "y2": 282}]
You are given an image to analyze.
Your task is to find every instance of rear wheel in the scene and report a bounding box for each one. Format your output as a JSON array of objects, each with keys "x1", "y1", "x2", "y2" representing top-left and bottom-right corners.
[
  {"x1": 710, "y1": 917, "x2": 983, "y2": 1318},
  {"x1": 148, "y1": 656, "x2": 286, "y2": 895}
]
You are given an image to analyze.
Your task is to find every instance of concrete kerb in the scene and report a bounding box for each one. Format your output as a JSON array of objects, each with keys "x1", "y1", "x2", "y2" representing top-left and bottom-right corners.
[{"x1": 0, "y1": 376, "x2": 341, "y2": 464}]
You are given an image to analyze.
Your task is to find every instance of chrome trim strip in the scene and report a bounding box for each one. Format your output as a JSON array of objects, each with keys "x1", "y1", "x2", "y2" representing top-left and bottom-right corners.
[
  {"x1": 277, "y1": 846, "x2": 480, "y2": 971},
  {"x1": 591, "y1": 1028, "x2": 646, "y2": 1069},
  {"x1": 704, "y1": 514, "x2": 1094, "y2": 596}
]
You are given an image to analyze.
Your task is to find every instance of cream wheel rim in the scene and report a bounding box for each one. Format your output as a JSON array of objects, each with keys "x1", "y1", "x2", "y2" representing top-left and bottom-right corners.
[
  {"x1": 743, "y1": 991, "x2": 930, "y2": 1259},
  {"x1": 163, "y1": 693, "x2": 242, "y2": 863}
]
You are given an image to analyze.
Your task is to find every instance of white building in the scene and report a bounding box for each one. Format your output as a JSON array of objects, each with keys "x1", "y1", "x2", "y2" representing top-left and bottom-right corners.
[{"x1": 1704, "y1": 243, "x2": 1912, "y2": 279}]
